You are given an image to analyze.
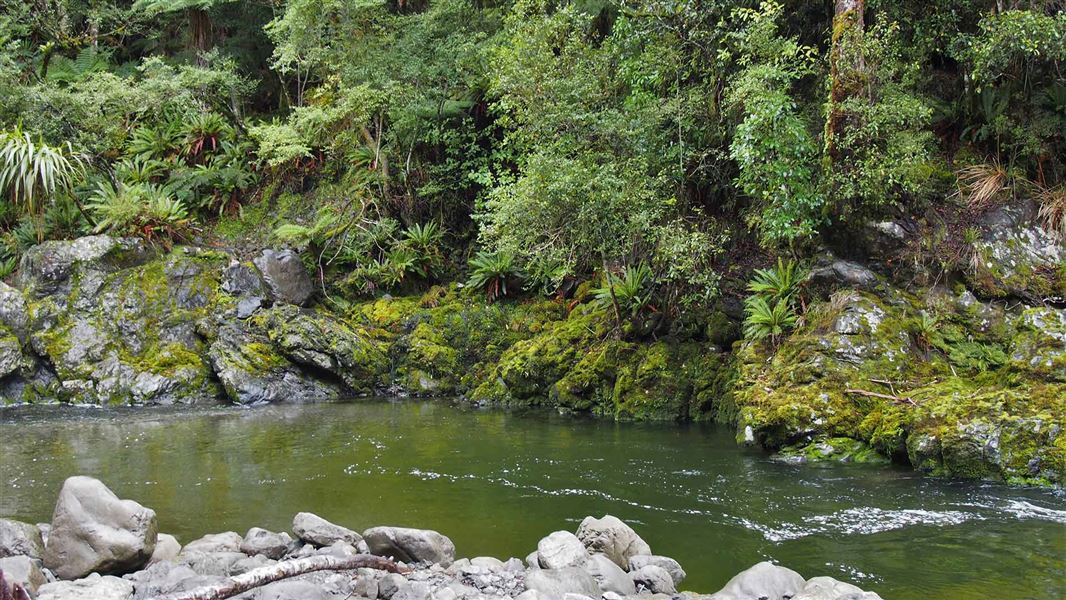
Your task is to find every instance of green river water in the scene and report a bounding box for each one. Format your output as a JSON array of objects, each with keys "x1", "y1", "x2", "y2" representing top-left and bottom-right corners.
[{"x1": 1, "y1": 399, "x2": 1064, "y2": 599}]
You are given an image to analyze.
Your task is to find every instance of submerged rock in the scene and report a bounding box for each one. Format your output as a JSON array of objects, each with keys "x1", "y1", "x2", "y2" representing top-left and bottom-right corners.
[{"x1": 44, "y1": 476, "x2": 158, "y2": 580}]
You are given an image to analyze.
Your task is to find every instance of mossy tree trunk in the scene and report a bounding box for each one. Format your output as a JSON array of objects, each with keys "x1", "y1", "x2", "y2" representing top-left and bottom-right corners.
[
  {"x1": 825, "y1": 0, "x2": 865, "y2": 167},
  {"x1": 189, "y1": 8, "x2": 212, "y2": 66}
]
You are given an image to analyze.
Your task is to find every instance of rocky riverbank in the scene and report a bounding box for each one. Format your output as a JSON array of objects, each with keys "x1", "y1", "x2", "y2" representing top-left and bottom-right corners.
[
  {"x1": 0, "y1": 216, "x2": 1063, "y2": 485},
  {"x1": 0, "y1": 477, "x2": 883, "y2": 600}
]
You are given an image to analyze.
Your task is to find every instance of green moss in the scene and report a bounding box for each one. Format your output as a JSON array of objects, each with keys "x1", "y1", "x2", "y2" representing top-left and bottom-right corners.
[{"x1": 779, "y1": 436, "x2": 890, "y2": 464}]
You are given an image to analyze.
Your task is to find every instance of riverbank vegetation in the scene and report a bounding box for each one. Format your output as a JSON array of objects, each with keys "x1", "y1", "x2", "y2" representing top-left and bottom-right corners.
[{"x1": 0, "y1": 0, "x2": 1063, "y2": 484}]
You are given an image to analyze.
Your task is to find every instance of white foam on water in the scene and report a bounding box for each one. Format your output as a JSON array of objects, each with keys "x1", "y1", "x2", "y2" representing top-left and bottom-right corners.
[
  {"x1": 734, "y1": 507, "x2": 984, "y2": 542},
  {"x1": 999, "y1": 499, "x2": 1066, "y2": 524}
]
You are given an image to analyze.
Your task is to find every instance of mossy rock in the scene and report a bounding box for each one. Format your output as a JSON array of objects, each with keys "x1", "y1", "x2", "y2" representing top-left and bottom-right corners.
[{"x1": 777, "y1": 436, "x2": 890, "y2": 464}]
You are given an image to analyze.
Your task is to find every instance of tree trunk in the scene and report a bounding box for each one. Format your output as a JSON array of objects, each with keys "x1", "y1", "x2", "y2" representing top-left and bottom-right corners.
[
  {"x1": 825, "y1": 0, "x2": 865, "y2": 163},
  {"x1": 152, "y1": 555, "x2": 406, "y2": 600},
  {"x1": 188, "y1": 8, "x2": 212, "y2": 65}
]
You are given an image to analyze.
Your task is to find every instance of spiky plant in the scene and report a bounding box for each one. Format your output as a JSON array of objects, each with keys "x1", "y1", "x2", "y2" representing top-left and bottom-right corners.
[
  {"x1": 0, "y1": 128, "x2": 83, "y2": 217},
  {"x1": 182, "y1": 112, "x2": 233, "y2": 161},
  {"x1": 127, "y1": 123, "x2": 183, "y2": 162},
  {"x1": 746, "y1": 258, "x2": 807, "y2": 303},
  {"x1": 955, "y1": 158, "x2": 1018, "y2": 211},
  {"x1": 594, "y1": 263, "x2": 655, "y2": 318},
  {"x1": 743, "y1": 296, "x2": 799, "y2": 345},
  {"x1": 1034, "y1": 183, "x2": 1065, "y2": 239},
  {"x1": 400, "y1": 222, "x2": 444, "y2": 279},
  {"x1": 467, "y1": 250, "x2": 521, "y2": 302}
]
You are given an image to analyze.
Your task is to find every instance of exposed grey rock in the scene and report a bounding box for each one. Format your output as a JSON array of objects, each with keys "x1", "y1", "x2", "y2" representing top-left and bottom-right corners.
[
  {"x1": 177, "y1": 551, "x2": 248, "y2": 577},
  {"x1": 17, "y1": 236, "x2": 151, "y2": 299},
  {"x1": 148, "y1": 533, "x2": 181, "y2": 564},
  {"x1": 0, "y1": 282, "x2": 29, "y2": 341},
  {"x1": 124, "y1": 562, "x2": 221, "y2": 600},
  {"x1": 471, "y1": 556, "x2": 505, "y2": 570},
  {"x1": 628, "y1": 555, "x2": 686, "y2": 586},
  {"x1": 971, "y1": 204, "x2": 1065, "y2": 300},
  {"x1": 537, "y1": 531, "x2": 588, "y2": 569},
  {"x1": 574, "y1": 515, "x2": 650, "y2": 570},
  {"x1": 378, "y1": 572, "x2": 408, "y2": 600},
  {"x1": 0, "y1": 519, "x2": 44, "y2": 559},
  {"x1": 230, "y1": 554, "x2": 276, "y2": 575},
  {"x1": 236, "y1": 296, "x2": 264, "y2": 319},
  {"x1": 36, "y1": 573, "x2": 134, "y2": 600},
  {"x1": 585, "y1": 553, "x2": 636, "y2": 595},
  {"x1": 707, "y1": 561, "x2": 806, "y2": 600},
  {"x1": 43, "y1": 476, "x2": 158, "y2": 580},
  {"x1": 292, "y1": 512, "x2": 363, "y2": 548},
  {"x1": 525, "y1": 551, "x2": 540, "y2": 569},
  {"x1": 630, "y1": 564, "x2": 676, "y2": 594},
  {"x1": 258, "y1": 580, "x2": 330, "y2": 600},
  {"x1": 315, "y1": 541, "x2": 358, "y2": 558},
  {"x1": 0, "y1": 332, "x2": 23, "y2": 380},
  {"x1": 0, "y1": 555, "x2": 47, "y2": 595},
  {"x1": 253, "y1": 249, "x2": 314, "y2": 306},
  {"x1": 393, "y1": 581, "x2": 431, "y2": 600},
  {"x1": 181, "y1": 531, "x2": 243, "y2": 554},
  {"x1": 221, "y1": 262, "x2": 267, "y2": 298},
  {"x1": 239, "y1": 527, "x2": 292, "y2": 560},
  {"x1": 363, "y1": 526, "x2": 455, "y2": 567},
  {"x1": 792, "y1": 576, "x2": 884, "y2": 600},
  {"x1": 524, "y1": 567, "x2": 600, "y2": 599}
]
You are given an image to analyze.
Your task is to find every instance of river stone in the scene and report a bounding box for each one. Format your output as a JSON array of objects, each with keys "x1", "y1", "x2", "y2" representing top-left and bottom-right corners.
[
  {"x1": 524, "y1": 566, "x2": 600, "y2": 598},
  {"x1": 629, "y1": 555, "x2": 686, "y2": 586},
  {"x1": 378, "y1": 572, "x2": 408, "y2": 600},
  {"x1": 149, "y1": 534, "x2": 181, "y2": 564},
  {"x1": 259, "y1": 580, "x2": 330, "y2": 600},
  {"x1": 293, "y1": 512, "x2": 363, "y2": 547},
  {"x1": 585, "y1": 553, "x2": 636, "y2": 595},
  {"x1": 575, "y1": 515, "x2": 650, "y2": 570},
  {"x1": 240, "y1": 527, "x2": 292, "y2": 559},
  {"x1": 707, "y1": 561, "x2": 806, "y2": 600},
  {"x1": 0, "y1": 332, "x2": 24, "y2": 380},
  {"x1": 525, "y1": 551, "x2": 540, "y2": 569},
  {"x1": 0, "y1": 555, "x2": 47, "y2": 594},
  {"x1": 363, "y1": 526, "x2": 455, "y2": 567},
  {"x1": 37, "y1": 573, "x2": 134, "y2": 600},
  {"x1": 631, "y1": 564, "x2": 676, "y2": 594},
  {"x1": 537, "y1": 531, "x2": 588, "y2": 569},
  {"x1": 253, "y1": 249, "x2": 314, "y2": 306},
  {"x1": 792, "y1": 576, "x2": 884, "y2": 600},
  {"x1": 0, "y1": 519, "x2": 44, "y2": 559},
  {"x1": 471, "y1": 556, "x2": 505, "y2": 570},
  {"x1": 231, "y1": 554, "x2": 276, "y2": 575},
  {"x1": 315, "y1": 541, "x2": 358, "y2": 558},
  {"x1": 124, "y1": 561, "x2": 222, "y2": 600},
  {"x1": 43, "y1": 476, "x2": 158, "y2": 580},
  {"x1": 180, "y1": 531, "x2": 243, "y2": 554},
  {"x1": 178, "y1": 551, "x2": 248, "y2": 577}
]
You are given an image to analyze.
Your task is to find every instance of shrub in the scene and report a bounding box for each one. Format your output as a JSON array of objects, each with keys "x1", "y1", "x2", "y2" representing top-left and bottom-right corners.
[
  {"x1": 743, "y1": 296, "x2": 798, "y2": 344},
  {"x1": 0, "y1": 128, "x2": 83, "y2": 217},
  {"x1": 88, "y1": 181, "x2": 191, "y2": 242}
]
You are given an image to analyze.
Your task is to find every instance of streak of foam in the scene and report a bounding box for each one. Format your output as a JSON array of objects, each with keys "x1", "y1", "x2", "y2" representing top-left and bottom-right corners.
[
  {"x1": 999, "y1": 500, "x2": 1066, "y2": 524},
  {"x1": 731, "y1": 507, "x2": 983, "y2": 542}
]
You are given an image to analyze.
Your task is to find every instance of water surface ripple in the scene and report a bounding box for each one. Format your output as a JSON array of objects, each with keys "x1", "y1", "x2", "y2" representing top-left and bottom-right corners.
[{"x1": 1, "y1": 400, "x2": 1063, "y2": 599}]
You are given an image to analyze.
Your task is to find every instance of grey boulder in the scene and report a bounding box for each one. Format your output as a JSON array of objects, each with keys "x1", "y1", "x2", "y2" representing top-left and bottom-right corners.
[
  {"x1": 37, "y1": 573, "x2": 134, "y2": 600},
  {"x1": 585, "y1": 553, "x2": 636, "y2": 595},
  {"x1": 363, "y1": 526, "x2": 455, "y2": 567},
  {"x1": 629, "y1": 555, "x2": 686, "y2": 586},
  {"x1": 258, "y1": 580, "x2": 330, "y2": 600},
  {"x1": 43, "y1": 476, "x2": 158, "y2": 580},
  {"x1": 707, "y1": 562, "x2": 806, "y2": 600},
  {"x1": 0, "y1": 555, "x2": 47, "y2": 595},
  {"x1": 631, "y1": 564, "x2": 676, "y2": 594},
  {"x1": 0, "y1": 519, "x2": 45, "y2": 559},
  {"x1": 292, "y1": 512, "x2": 363, "y2": 547},
  {"x1": 537, "y1": 531, "x2": 588, "y2": 569},
  {"x1": 180, "y1": 531, "x2": 243, "y2": 554},
  {"x1": 0, "y1": 282, "x2": 29, "y2": 340},
  {"x1": 792, "y1": 577, "x2": 884, "y2": 600},
  {"x1": 240, "y1": 527, "x2": 292, "y2": 560},
  {"x1": 575, "y1": 515, "x2": 650, "y2": 570},
  {"x1": 149, "y1": 534, "x2": 181, "y2": 564},
  {"x1": 253, "y1": 249, "x2": 314, "y2": 306},
  {"x1": 524, "y1": 567, "x2": 600, "y2": 599}
]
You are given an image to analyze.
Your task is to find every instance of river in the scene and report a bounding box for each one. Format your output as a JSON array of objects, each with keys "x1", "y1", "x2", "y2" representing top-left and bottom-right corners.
[{"x1": 1, "y1": 399, "x2": 1063, "y2": 598}]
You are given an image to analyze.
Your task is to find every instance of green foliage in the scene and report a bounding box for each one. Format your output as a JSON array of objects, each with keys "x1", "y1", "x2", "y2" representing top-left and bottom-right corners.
[
  {"x1": 594, "y1": 263, "x2": 655, "y2": 319},
  {"x1": 746, "y1": 258, "x2": 807, "y2": 304},
  {"x1": 467, "y1": 250, "x2": 521, "y2": 302},
  {"x1": 742, "y1": 296, "x2": 798, "y2": 345},
  {"x1": 0, "y1": 127, "x2": 83, "y2": 216},
  {"x1": 88, "y1": 181, "x2": 191, "y2": 241}
]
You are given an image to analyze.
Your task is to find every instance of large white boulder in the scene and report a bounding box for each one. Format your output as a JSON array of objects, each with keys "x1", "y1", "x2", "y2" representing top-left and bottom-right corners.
[
  {"x1": 363, "y1": 526, "x2": 455, "y2": 567},
  {"x1": 575, "y1": 515, "x2": 651, "y2": 569},
  {"x1": 537, "y1": 531, "x2": 589, "y2": 570}
]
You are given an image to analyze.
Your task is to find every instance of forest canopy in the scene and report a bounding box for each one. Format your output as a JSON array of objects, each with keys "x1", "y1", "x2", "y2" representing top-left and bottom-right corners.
[{"x1": 1, "y1": 0, "x2": 1063, "y2": 323}]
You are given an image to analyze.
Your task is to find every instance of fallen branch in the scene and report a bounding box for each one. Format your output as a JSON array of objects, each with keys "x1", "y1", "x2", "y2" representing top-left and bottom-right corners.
[
  {"x1": 846, "y1": 388, "x2": 917, "y2": 406},
  {"x1": 153, "y1": 555, "x2": 408, "y2": 600}
]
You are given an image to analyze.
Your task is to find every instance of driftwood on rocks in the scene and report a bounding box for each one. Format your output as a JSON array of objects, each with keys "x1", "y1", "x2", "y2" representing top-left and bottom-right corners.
[
  {"x1": 152, "y1": 554, "x2": 407, "y2": 600},
  {"x1": 0, "y1": 570, "x2": 31, "y2": 600}
]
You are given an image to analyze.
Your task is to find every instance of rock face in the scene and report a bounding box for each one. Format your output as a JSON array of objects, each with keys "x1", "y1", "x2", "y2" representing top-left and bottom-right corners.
[
  {"x1": 363, "y1": 526, "x2": 456, "y2": 567},
  {"x1": 968, "y1": 203, "x2": 1065, "y2": 301},
  {"x1": 253, "y1": 249, "x2": 314, "y2": 306},
  {"x1": 575, "y1": 515, "x2": 651, "y2": 569},
  {"x1": 537, "y1": 531, "x2": 589, "y2": 569},
  {"x1": 707, "y1": 562, "x2": 806, "y2": 600},
  {"x1": 43, "y1": 476, "x2": 158, "y2": 580},
  {"x1": 36, "y1": 573, "x2": 135, "y2": 600},
  {"x1": 293, "y1": 512, "x2": 363, "y2": 547},
  {"x1": 0, "y1": 519, "x2": 44, "y2": 559}
]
